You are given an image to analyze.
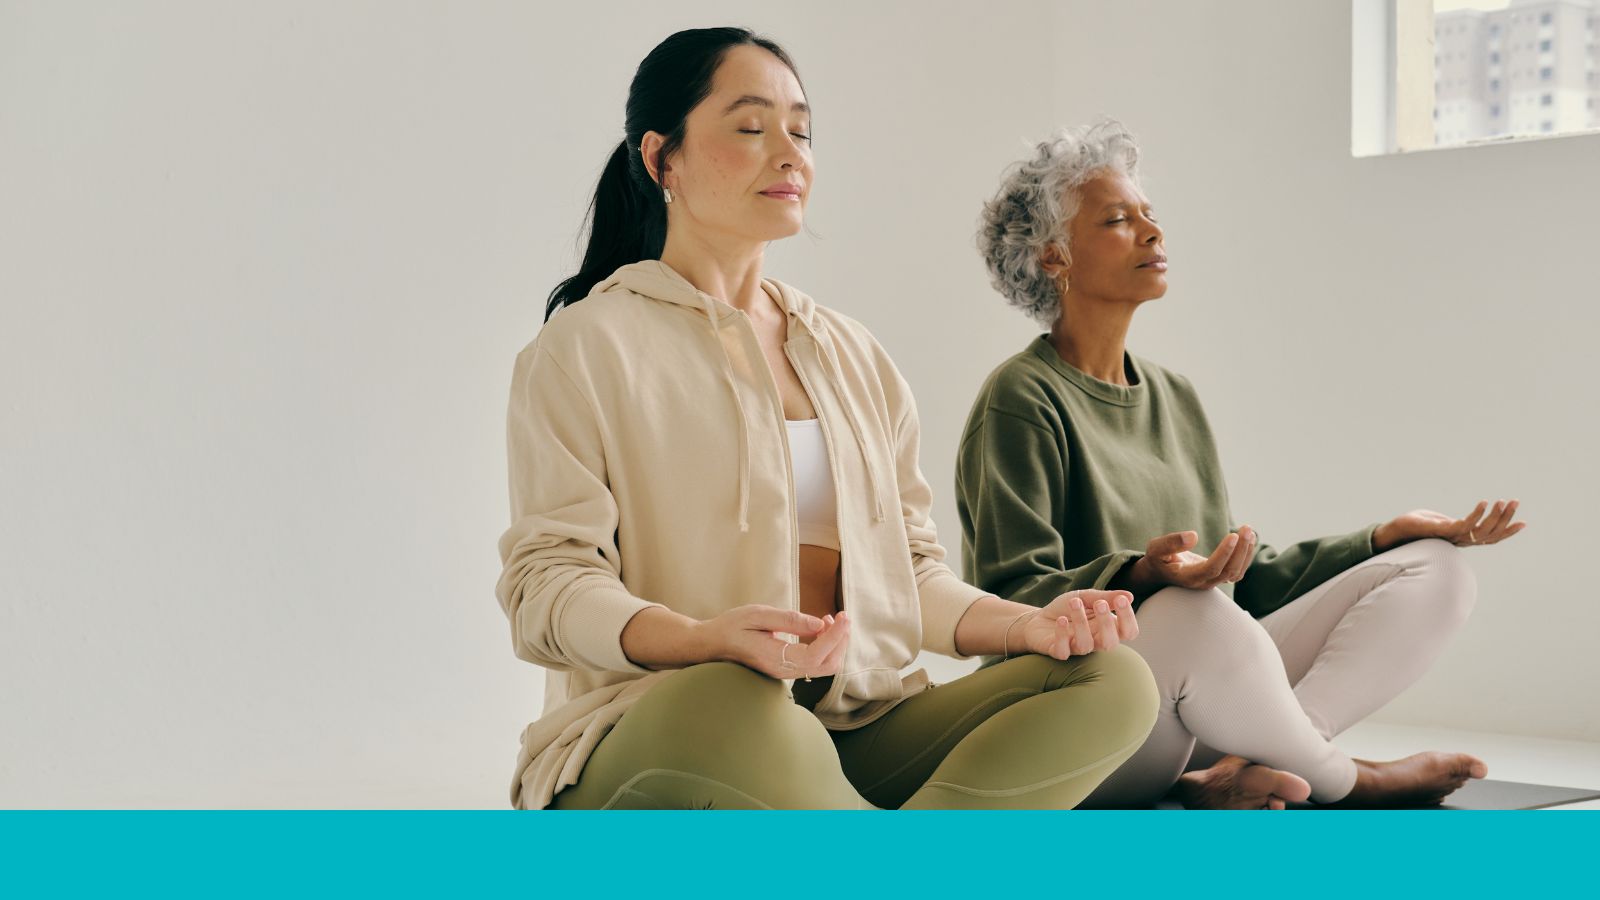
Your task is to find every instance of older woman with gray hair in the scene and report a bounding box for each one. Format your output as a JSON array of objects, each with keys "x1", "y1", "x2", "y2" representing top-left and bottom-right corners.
[{"x1": 954, "y1": 120, "x2": 1525, "y2": 808}]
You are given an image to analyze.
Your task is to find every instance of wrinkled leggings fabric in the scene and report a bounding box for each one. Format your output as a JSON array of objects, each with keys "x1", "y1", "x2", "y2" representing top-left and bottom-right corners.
[
  {"x1": 1081, "y1": 539, "x2": 1476, "y2": 806},
  {"x1": 547, "y1": 645, "x2": 1158, "y2": 810}
]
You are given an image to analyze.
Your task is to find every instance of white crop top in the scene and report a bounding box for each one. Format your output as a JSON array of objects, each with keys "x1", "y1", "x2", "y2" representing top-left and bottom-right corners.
[{"x1": 785, "y1": 418, "x2": 840, "y2": 551}]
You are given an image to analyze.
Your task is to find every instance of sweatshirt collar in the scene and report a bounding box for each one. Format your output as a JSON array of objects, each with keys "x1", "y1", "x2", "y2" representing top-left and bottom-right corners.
[{"x1": 1028, "y1": 335, "x2": 1146, "y2": 407}]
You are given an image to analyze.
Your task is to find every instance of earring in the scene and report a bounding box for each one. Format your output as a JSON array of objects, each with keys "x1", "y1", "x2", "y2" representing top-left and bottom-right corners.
[{"x1": 663, "y1": 185, "x2": 673, "y2": 204}]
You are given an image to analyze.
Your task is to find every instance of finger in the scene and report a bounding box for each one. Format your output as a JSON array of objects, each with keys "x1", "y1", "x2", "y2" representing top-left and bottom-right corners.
[
  {"x1": 1221, "y1": 526, "x2": 1256, "y2": 583},
  {"x1": 1092, "y1": 597, "x2": 1120, "y2": 651},
  {"x1": 748, "y1": 606, "x2": 825, "y2": 638},
  {"x1": 1148, "y1": 530, "x2": 1199, "y2": 560},
  {"x1": 1053, "y1": 616, "x2": 1073, "y2": 660},
  {"x1": 763, "y1": 634, "x2": 798, "y2": 678},
  {"x1": 1074, "y1": 589, "x2": 1124, "y2": 610},
  {"x1": 1069, "y1": 596, "x2": 1095, "y2": 655},
  {"x1": 1457, "y1": 500, "x2": 1499, "y2": 545},
  {"x1": 788, "y1": 613, "x2": 834, "y2": 660},
  {"x1": 1477, "y1": 500, "x2": 1507, "y2": 537},
  {"x1": 803, "y1": 613, "x2": 847, "y2": 662},
  {"x1": 1113, "y1": 594, "x2": 1139, "y2": 641},
  {"x1": 1494, "y1": 521, "x2": 1528, "y2": 542},
  {"x1": 1484, "y1": 517, "x2": 1526, "y2": 545},
  {"x1": 1196, "y1": 533, "x2": 1238, "y2": 584},
  {"x1": 1459, "y1": 500, "x2": 1490, "y2": 533},
  {"x1": 813, "y1": 617, "x2": 851, "y2": 674},
  {"x1": 1483, "y1": 499, "x2": 1518, "y2": 540}
]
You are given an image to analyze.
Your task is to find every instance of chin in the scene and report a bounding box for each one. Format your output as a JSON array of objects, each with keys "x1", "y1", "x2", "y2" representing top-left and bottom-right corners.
[{"x1": 751, "y1": 216, "x2": 805, "y2": 242}]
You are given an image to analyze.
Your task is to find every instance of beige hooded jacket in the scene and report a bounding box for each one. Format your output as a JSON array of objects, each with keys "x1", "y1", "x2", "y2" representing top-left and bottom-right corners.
[{"x1": 495, "y1": 261, "x2": 988, "y2": 809}]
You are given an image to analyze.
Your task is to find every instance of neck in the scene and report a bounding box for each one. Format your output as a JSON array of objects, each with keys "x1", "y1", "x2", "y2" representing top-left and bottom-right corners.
[
  {"x1": 1048, "y1": 294, "x2": 1137, "y2": 385},
  {"x1": 658, "y1": 227, "x2": 775, "y2": 317}
]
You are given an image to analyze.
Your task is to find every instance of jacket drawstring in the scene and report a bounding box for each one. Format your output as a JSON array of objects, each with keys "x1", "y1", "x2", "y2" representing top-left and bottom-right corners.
[{"x1": 702, "y1": 294, "x2": 752, "y2": 532}]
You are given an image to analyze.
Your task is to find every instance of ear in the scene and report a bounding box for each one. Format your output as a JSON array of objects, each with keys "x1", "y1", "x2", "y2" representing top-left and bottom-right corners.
[
  {"x1": 640, "y1": 131, "x2": 671, "y2": 188},
  {"x1": 1040, "y1": 241, "x2": 1070, "y2": 279}
]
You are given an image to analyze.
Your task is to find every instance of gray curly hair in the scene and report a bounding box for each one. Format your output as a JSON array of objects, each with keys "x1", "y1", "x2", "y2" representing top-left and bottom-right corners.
[{"x1": 977, "y1": 120, "x2": 1141, "y2": 326}]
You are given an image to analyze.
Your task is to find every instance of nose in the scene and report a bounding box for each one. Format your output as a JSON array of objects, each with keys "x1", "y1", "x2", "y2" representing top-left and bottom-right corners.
[
  {"x1": 1141, "y1": 216, "x2": 1163, "y2": 245},
  {"x1": 770, "y1": 134, "x2": 806, "y2": 172}
]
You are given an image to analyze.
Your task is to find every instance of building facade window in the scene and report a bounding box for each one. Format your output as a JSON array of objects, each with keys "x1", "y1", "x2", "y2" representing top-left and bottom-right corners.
[{"x1": 1355, "y1": 0, "x2": 1600, "y2": 155}]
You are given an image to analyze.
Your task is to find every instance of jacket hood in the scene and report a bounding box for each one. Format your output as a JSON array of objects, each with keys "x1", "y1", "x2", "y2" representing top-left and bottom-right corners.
[
  {"x1": 587, "y1": 259, "x2": 884, "y2": 532},
  {"x1": 594, "y1": 259, "x2": 820, "y2": 331}
]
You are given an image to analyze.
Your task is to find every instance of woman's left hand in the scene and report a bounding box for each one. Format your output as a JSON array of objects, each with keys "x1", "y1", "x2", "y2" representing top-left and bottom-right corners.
[
  {"x1": 1372, "y1": 499, "x2": 1525, "y2": 552},
  {"x1": 1022, "y1": 590, "x2": 1139, "y2": 660}
]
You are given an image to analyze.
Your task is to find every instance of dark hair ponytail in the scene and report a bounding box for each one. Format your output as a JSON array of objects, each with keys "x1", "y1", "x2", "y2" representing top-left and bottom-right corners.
[{"x1": 545, "y1": 27, "x2": 803, "y2": 321}]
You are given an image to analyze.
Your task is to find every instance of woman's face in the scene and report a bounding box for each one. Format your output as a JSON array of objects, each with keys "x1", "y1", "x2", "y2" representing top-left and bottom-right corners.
[
  {"x1": 648, "y1": 45, "x2": 813, "y2": 245},
  {"x1": 1058, "y1": 170, "x2": 1167, "y2": 304}
]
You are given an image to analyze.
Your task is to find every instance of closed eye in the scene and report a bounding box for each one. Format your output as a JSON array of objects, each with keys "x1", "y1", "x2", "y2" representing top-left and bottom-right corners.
[{"x1": 739, "y1": 128, "x2": 812, "y2": 143}]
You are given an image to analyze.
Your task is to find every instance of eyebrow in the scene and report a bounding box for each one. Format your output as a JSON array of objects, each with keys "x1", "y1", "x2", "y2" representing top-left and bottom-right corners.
[
  {"x1": 722, "y1": 95, "x2": 810, "y2": 115},
  {"x1": 1099, "y1": 201, "x2": 1154, "y2": 212}
]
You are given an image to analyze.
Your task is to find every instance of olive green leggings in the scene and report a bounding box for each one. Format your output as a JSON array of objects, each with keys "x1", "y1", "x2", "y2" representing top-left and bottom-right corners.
[{"x1": 548, "y1": 646, "x2": 1158, "y2": 809}]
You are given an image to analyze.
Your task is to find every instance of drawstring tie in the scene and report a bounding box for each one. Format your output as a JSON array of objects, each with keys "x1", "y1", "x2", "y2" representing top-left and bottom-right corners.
[{"x1": 702, "y1": 294, "x2": 752, "y2": 532}]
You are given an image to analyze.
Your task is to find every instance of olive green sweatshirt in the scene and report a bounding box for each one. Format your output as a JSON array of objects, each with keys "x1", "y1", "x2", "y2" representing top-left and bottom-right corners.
[{"x1": 956, "y1": 335, "x2": 1378, "y2": 632}]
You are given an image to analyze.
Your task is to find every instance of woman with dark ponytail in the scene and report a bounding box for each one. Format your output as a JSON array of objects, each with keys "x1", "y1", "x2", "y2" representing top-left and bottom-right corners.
[{"x1": 495, "y1": 27, "x2": 1159, "y2": 810}]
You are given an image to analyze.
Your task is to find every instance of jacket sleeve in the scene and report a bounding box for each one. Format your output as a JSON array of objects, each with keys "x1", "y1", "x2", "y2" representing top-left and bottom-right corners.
[
  {"x1": 494, "y1": 343, "x2": 662, "y2": 673},
  {"x1": 1232, "y1": 524, "x2": 1381, "y2": 619},
  {"x1": 888, "y1": 379, "x2": 990, "y2": 660},
  {"x1": 956, "y1": 407, "x2": 1140, "y2": 611}
]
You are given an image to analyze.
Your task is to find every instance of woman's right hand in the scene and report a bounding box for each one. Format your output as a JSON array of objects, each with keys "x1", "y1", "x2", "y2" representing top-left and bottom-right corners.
[
  {"x1": 1126, "y1": 527, "x2": 1257, "y2": 592},
  {"x1": 702, "y1": 606, "x2": 851, "y2": 680}
]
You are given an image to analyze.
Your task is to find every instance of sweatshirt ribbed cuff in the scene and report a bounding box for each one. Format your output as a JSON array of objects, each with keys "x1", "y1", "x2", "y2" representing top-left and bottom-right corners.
[
  {"x1": 919, "y1": 575, "x2": 990, "y2": 659},
  {"x1": 558, "y1": 584, "x2": 663, "y2": 674},
  {"x1": 1090, "y1": 550, "x2": 1144, "y2": 591}
]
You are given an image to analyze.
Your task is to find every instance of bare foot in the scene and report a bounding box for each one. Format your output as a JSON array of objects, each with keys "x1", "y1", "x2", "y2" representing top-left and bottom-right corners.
[
  {"x1": 1172, "y1": 755, "x2": 1313, "y2": 810},
  {"x1": 1329, "y1": 752, "x2": 1489, "y2": 808}
]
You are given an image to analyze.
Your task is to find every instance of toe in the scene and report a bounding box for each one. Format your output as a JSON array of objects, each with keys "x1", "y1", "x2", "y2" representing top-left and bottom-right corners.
[{"x1": 1273, "y1": 771, "x2": 1312, "y2": 804}]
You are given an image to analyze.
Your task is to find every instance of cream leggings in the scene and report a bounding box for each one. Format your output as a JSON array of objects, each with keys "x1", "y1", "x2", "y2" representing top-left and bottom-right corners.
[{"x1": 1082, "y1": 538, "x2": 1477, "y2": 805}]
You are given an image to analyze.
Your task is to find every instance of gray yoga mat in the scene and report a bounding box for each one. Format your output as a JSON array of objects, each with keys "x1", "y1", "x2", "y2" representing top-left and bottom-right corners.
[
  {"x1": 1152, "y1": 779, "x2": 1600, "y2": 810},
  {"x1": 1425, "y1": 779, "x2": 1600, "y2": 810}
]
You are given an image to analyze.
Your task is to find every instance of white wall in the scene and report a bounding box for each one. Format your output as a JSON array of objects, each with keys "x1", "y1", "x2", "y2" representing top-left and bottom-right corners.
[{"x1": 2, "y1": 0, "x2": 1593, "y2": 809}]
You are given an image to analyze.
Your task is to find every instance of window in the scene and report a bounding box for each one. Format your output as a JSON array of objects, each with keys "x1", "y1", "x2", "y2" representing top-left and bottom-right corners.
[{"x1": 1356, "y1": 0, "x2": 1600, "y2": 155}]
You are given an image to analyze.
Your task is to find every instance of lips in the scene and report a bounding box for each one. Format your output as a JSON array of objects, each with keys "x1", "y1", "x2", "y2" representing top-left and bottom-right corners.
[
  {"x1": 759, "y1": 183, "x2": 803, "y2": 200},
  {"x1": 1137, "y1": 255, "x2": 1168, "y2": 270}
]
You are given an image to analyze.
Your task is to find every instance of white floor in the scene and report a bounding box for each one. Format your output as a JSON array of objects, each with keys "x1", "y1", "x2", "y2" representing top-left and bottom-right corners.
[{"x1": 1337, "y1": 721, "x2": 1600, "y2": 810}]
